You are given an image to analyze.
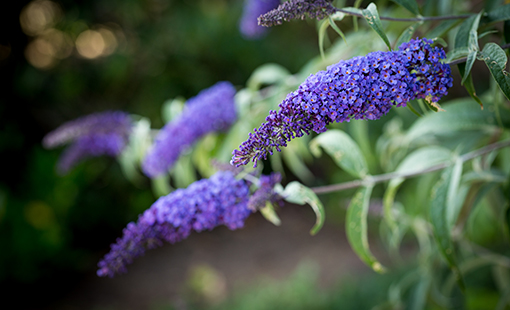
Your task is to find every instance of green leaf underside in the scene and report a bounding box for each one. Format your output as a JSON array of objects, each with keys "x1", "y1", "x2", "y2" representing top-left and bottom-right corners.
[
  {"x1": 347, "y1": 185, "x2": 386, "y2": 273},
  {"x1": 310, "y1": 129, "x2": 369, "y2": 178},
  {"x1": 481, "y1": 43, "x2": 510, "y2": 101},
  {"x1": 362, "y1": 3, "x2": 392, "y2": 50},
  {"x1": 282, "y1": 181, "x2": 325, "y2": 235},
  {"x1": 430, "y1": 167, "x2": 465, "y2": 289}
]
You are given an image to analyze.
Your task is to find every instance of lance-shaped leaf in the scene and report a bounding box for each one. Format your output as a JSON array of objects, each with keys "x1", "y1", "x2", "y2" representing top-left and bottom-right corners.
[
  {"x1": 483, "y1": 4, "x2": 510, "y2": 24},
  {"x1": 282, "y1": 181, "x2": 325, "y2": 235},
  {"x1": 426, "y1": 19, "x2": 461, "y2": 39},
  {"x1": 430, "y1": 166, "x2": 464, "y2": 289},
  {"x1": 461, "y1": 12, "x2": 482, "y2": 85},
  {"x1": 310, "y1": 129, "x2": 369, "y2": 178},
  {"x1": 458, "y1": 63, "x2": 484, "y2": 108},
  {"x1": 480, "y1": 43, "x2": 510, "y2": 101},
  {"x1": 346, "y1": 185, "x2": 386, "y2": 273},
  {"x1": 362, "y1": 3, "x2": 392, "y2": 50},
  {"x1": 395, "y1": 23, "x2": 420, "y2": 48},
  {"x1": 455, "y1": 14, "x2": 480, "y2": 49},
  {"x1": 390, "y1": 0, "x2": 421, "y2": 15}
]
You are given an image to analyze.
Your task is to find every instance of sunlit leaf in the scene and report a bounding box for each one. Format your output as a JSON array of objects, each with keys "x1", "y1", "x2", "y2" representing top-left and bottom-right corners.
[
  {"x1": 161, "y1": 97, "x2": 185, "y2": 124},
  {"x1": 480, "y1": 43, "x2": 510, "y2": 101},
  {"x1": 247, "y1": 64, "x2": 291, "y2": 91},
  {"x1": 282, "y1": 181, "x2": 325, "y2": 235},
  {"x1": 362, "y1": 3, "x2": 392, "y2": 50},
  {"x1": 346, "y1": 185, "x2": 386, "y2": 273},
  {"x1": 260, "y1": 201, "x2": 281, "y2": 226},
  {"x1": 310, "y1": 129, "x2": 369, "y2": 178},
  {"x1": 390, "y1": 0, "x2": 421, "y2": 15},
  {"x1": 318, "y1": 19, "x2": 330, "y2": 60},
  {"x1": 328, "y1": 17, "x2": 347, "y2": 43}
]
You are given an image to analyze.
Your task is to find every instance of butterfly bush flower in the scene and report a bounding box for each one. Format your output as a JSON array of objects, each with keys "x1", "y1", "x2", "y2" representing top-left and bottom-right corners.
[
  {"x1": 97, "y1": 170, "x2": 281, "y2": 277},
  {"x1": 142, "y1": 82, "x2": 237, "y2": 178},
  {"x1": 231, "y1": 38, "x2": 453, "y2": 167},
  {"x1": 240, "y1": 0, "x2": 281, "y2": 38},
  {"x1": 42, "y1": 111, "x2": 132, "y2": 174},
  {"x1": 258, "y1": 0, "x2": 337, "y2": 27}
]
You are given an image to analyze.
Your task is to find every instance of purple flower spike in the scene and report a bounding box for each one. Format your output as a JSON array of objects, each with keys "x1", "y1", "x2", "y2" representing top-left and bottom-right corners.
[
  {"x1": 240, "y1": 0, "x2": 281, "y2": 39},
  {"x1": 258, "y1": 0, "x2": 337, "y2": 27},
  {"x1": 231, "y1": 38, "x2": 453, "y2": 167},
  {"x1": 97, "y1": 171, "x2": 253, "y2": 277},
  {"x1": 142, "y1": 82, "x2": 237, "y2": 178},
  {"x1": 43, "y1": 111, "x2": 132, "y2": 174}
]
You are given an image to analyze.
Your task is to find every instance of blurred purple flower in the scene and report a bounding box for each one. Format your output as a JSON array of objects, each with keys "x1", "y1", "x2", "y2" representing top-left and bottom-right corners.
[
  {"x1": 258, "y1": 0, "x2": 337, "y2": 27},
  {"x1": 97, "y1": 171, "x2": 282, "y2": 277},
  {"x1": 42, "y1": 111, "x2": 132, "y2": 174},
  {"x1": 141, "y1": 81, "x2": 237, "y2": 178},
  {"x1": 240, "y1": 0, "x2": 281, "y2": 39},
  {"x1": 248, "y1": 172, "x2": 283, "y2": 210},
  {"x1": 231, "y1": 38, "x2": 453, "y2": 167}
]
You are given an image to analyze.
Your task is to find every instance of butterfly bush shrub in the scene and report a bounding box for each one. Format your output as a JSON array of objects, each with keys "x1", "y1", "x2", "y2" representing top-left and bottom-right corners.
[{"x1": 42, "y1": 1, "x2": 510, "y2": 306}]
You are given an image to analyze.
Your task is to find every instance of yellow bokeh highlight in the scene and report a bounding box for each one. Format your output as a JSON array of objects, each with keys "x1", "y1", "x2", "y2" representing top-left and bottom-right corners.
[
  {"x1": 20, "y1": 0, "x2": 61, "y2": 36},
  {"x1": 76, "y1": 27, "x2": 118, "y2": 59},
  {"x1": 24, "y1": 201, "x2": 56, "y2": 230}
]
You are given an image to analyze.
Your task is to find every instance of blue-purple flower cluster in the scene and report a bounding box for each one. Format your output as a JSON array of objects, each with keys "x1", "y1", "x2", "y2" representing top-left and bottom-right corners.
[
  {"x1": 240, "y1": 0, "x2": 281, "y2": 39},
  {"x1": 142, "y1": 82, "x2": 237, "y2": 178},
  {"x1": 42, "y1": 111, "x2": 132, "y2": 174},
  {"x1": 258, "y1": 0, "x2": 337, "y2": 27},
  {"x1": 97, "y1": 171, "x2": 255, "y2": 277},
  {"x1": 231, "y1": 38, "x2": 453, "y2": 167}
]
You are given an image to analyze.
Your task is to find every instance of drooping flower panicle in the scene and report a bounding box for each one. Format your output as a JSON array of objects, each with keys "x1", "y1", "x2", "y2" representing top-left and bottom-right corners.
[
  {"x1": 142, "y1": 82, "x2": 237, "y2": 178},
  {"x1": 42, "y1": 111, "x2": 132, "y2": 174},
  {"x1": 97, "y1": 171, "x2": 281, "y2": 278},
  {"x1": 231, "y1": 38, "x2": 453, "y2": 167},
  {"x1": 258, "y1": 0, "x2": 337, "y2": 27},
  {"x1": 240, "y1": 0, "x2": 281, "y2": 39}
]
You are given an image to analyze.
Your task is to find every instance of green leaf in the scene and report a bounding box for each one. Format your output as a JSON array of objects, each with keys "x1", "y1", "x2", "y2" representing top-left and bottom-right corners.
[
  {"x1": 362, "y1": 3, "x2": 392, "y2": 50},
  {"x1": 483, "y1": 4, "x2": 510, "y2": 24},
  {"x1": 247, "y1": 63, "x2": 291, "y2": 91},
  {"x1": 161, "y1": 97, "x2": 185, "y2": 124},
  {"x1": 328, "y1": 17, "x2": 347, "y2": 44},
  {"x1": 281, "y1": 144, "x2": 314, "y2": 183},
  {"x1": 282, "y1": 181, "x2": 325, "y2": 235},
  {"x1": 346, "y1": 185, "x2": 386, "y2": 273},
  {"x1": 318, "y1": 19, "x2": 330, "y2": 60},
  {"x1": 430, "y1": 166, "x2": 464, "y2": 288},
  {"x1": 461, "y1": 50, "x2": 477, "y2": 85},
  {"x1": 152, "y1": 175, "x2": 172, "y2": 197},
  {"x1": 480, "y1": 43, "x2": 510, "y2": 101},
  {"x1": 395, "y1": 23, "x2": 420, "y2": 49},
  {"x1": 390, "y1": 0, "x2": 421, "y2": 15},
  {"x1": 405, "y1": 98, "x2": 499, "y2": 142},
  {"x1": 458, "y1": 63, "x2": 484, "y2": 108},
  {"x1": 454, "y1": 14, "x2": 480, "y2": 49},
  {"x1": 118, "y1": 117, "x2": 151, "y2": 186},
  {"x1": 260, "y1": 201, "x2": 281, "y2": 226},
  {"x1": 446, "y1": 158, "x2": 463, "y2": 228},
  {"x1": 310, "y1": 129, "x2": 369, "y2": 178},
  {"x1": 445, "y1": 47, "x2": 469, "y2": 63},
  {"x1": 426, "y1": 19, "x2": 461, "y2": 39},
  {"x1": 383, "y1": 146, "x2": 452, "y2": 229}
]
